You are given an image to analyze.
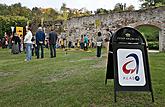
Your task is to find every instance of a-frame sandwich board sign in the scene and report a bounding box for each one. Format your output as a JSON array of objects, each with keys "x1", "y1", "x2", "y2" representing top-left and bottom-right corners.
[{"x1": 106, "y1": 27, "x2": 154, "y2": 102}]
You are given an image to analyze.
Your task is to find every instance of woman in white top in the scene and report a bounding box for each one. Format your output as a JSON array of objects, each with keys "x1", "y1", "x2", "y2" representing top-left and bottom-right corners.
[{"x1": 24, "y1": 27, "x2": 32, "y2": 62}]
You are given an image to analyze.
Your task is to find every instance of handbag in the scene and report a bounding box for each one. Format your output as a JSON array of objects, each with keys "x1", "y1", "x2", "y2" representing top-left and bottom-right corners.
[
  {"x1": 97, "y1": 42, "x2": 102, "y2": 46},
  {"x1": 39, "y1": 41, "x2": 43, "y2": 44}
]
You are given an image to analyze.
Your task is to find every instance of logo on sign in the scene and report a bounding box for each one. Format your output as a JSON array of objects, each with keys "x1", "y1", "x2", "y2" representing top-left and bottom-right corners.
[
  {"x1": 117, "y1": 49, "x2": 146, "y2": 86},
  {"x1": 122, "y1": 53, "x2": 140, "y2": 81}
]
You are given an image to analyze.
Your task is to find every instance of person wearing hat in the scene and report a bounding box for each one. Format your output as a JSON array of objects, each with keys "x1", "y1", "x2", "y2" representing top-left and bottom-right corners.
[{"x1": 35, "y1": 26, "x2": 45, "y2": 59}]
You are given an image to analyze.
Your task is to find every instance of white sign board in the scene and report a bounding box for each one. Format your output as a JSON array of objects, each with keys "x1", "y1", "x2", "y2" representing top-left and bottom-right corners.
[{"x1": 117, "y1": 49, "x2": 146, "y2": 86}]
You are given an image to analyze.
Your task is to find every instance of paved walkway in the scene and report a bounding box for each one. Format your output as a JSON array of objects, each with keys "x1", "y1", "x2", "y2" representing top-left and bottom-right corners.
[{"x1": 148, "y1": 50, "x2": 159, "y2": 53}]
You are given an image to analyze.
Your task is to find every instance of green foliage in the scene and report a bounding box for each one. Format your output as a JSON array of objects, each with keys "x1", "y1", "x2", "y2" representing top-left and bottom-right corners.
[
  {"x1": 113, "y1": 3, "x2": 124, "y2": 12},
  {"x1": 0, "y1": 2, "x2": 93, "y2": 24},
  {"x1": 95, "y1": 19, "x2": 101, "y2": 28},
  {"x1": 0, "y1": 3, "x2": 32, "y2": 19},
  {"x1": 138, "y1": 26, "x2": 159, "y2": 41},
  {"x1": 137, "y1": 25, "x2": 159, "y2": 50},
  {"x1": 0, "y1": 3, "x2": 32, "y2": 37},
  {"x1": 44, "y1": 8, "x2": 59, "y2": 20},
  {"x1": 0, "y1": 15, "x2": 28, "y2": 37},
  {"x1": 0, "y1": 4, "x2": 10, "y2": 16},
  {"x1": 140, "y1": 0, "x2": 165, "y2": 8},
  {"x1": 113, "y1": 3, "x2": 127, "y2": 12},
  {"x1": 126, "y1": 5, "x2": 135, "y2": 11},
  {"x1": 113, "y1": 3, "x2": 136, "y2": 12},
  {"x1": 148, "y1": 41, "x2": 159, "y2": 50},
  {"x1": 95, "y1": 8, "x2": 109, "y2": 14},
  {"x1": 155, "y1": 2, "x2": 165, "y2": 7}
]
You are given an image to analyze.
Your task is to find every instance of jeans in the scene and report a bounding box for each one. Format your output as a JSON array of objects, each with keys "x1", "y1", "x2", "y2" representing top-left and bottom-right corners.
[
  {"x1": 32, "y1": 44, "x2": 36, "y2": 56},
  {"x1": 50, "y1": 44, "x2": 56, "y2": 58},
  {"x1": 25, "y1": 43, "x2": 32, "y2": 61},
  {"x1": 97, "y1": 46, "x2": 102, "y2": 57},
  {"x1": 36, "y1": 43, "x2": 44, "y2": 58},
  {"x1": 80, "y1": 42, "x2": 84, "y2": 49},
  {"x1": 68, "y1": 41, "x2": 72, "y2": 48}
]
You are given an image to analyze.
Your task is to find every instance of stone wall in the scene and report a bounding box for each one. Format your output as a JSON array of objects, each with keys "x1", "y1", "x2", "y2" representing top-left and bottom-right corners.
[{"x1": 66, "y1": 6, "x2": 165, "y2": 51}]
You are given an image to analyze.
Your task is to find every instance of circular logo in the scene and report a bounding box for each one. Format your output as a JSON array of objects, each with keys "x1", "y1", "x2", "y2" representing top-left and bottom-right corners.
[{"x1": 135, "y1": 76, "x2": 140, "y2": 81}]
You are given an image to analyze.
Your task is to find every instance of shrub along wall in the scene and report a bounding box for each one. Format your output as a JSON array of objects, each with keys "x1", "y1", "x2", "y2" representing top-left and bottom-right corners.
[{"x1": 0, "y1": 15, "x2": 28, "y2": 37}]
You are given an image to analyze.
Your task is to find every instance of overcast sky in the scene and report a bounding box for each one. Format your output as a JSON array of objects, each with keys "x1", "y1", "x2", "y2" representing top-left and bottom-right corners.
[{"x1": 0, "y1": 0, "x2": 142, "y2": 11}]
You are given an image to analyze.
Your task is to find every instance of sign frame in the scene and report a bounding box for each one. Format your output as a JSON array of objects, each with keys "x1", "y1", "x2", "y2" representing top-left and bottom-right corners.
[{"x1": 105, "y1": 27, "x2": 154, "y2": 102}]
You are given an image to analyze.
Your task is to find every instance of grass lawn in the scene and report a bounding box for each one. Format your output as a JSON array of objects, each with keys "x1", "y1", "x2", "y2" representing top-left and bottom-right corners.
[{"x1": 0, "y1": 48, "x2": 165, "y2": 107}]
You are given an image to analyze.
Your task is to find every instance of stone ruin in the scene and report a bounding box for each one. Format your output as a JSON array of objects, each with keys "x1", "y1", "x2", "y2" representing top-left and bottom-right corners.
[{"x1": 44, "y1": 6, "x2": 165, "y2": 51}]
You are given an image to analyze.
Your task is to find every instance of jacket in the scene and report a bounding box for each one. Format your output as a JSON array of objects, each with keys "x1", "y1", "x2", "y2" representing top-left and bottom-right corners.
[
  {"x1": 35, "y1": 30, "x2": 45, "y2": 44},
  {"x1": 84, "y1": 36, "x2": 88, "y2": 43},
  {"x1": 49, "y1": 31, "x2": 58, "y2": 45}
]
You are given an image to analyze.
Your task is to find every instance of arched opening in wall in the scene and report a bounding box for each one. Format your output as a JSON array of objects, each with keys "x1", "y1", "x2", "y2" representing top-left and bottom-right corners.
[{"x1": 135, "y1": 24, "x2": 160, "y2": 50}]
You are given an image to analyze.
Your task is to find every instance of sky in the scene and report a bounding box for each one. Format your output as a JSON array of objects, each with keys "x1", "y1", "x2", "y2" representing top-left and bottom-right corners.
[{"x1": 0, "y1": 0, "x2": 142, "y2": 11}]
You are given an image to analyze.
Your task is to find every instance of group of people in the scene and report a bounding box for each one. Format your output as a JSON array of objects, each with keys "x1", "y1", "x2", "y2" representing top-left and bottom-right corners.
[
  {"x1": 0, "y1": 32, "x2": 24, "y2": 54},
  {"x1": 23, "y1": 27, "x2": 112, "y2": 61},
  {"x1": 1, "y1": 33, "x2": 9, "y2": 49},
  {"x1": 24, "y1": 26, "x2": 58, "y2": 62},
  {"x1": 57, "y1": 34, "x2": 95, "y2": 50},
  {"x1": 1, "y1": 26, "x2": 113, "y2": 62}
]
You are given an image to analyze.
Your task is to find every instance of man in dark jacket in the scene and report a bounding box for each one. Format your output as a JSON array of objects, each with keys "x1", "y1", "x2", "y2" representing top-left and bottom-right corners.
[
  {"x1": 49, "y1": 29, "x2": 58, "y2": 58},
  {"x1": 35, "y1": 27, "x2": 45, "y2": 59}
]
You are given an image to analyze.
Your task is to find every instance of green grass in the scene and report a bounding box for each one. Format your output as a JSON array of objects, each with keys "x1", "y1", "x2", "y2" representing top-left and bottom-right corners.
[{"x1": 0, "y1": 48, "x2": 165, "y2": 107}]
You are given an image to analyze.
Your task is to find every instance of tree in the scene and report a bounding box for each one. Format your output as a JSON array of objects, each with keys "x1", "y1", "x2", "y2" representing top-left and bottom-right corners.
[
  {"x1": 60, "y1": 3, "x2": 67, "y2": 12},
  {"x1": 0, "y1": 4, "x2": 10, "y2": 15},
  {"x1": 32, "y1": 7, "x2": 42, "y2": 16},
  {"x1": 42, "y1": 8, "x2": 59, "y2": 20},
  {"x1": 60, "y1": 3, "x2": 70, "y2": 20},
  {"x1": 79, "y1": 8, "x2": 92, "y2": 16},
  {"x1": 0, "y1": 16, "x2": 28, "y2": 37},
  {"x1": 113, "y1": 3, "x2": 124, "y2": 12},
  {"x1": 95, "y1": 8, "x2": 109, "y2": 14},
  {"x1": 126, "y1": 5, "x2": 135, "y2": 11},
  {"x1": 140, "y1": 0, "x2": 165, "y2": 8}
]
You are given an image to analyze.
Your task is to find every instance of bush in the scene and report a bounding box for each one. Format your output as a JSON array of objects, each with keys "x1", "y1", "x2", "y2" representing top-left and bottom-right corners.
[
  {"x1": 138, "y1": 26, "x2": 159, "y2": 41},
  {"x1": 148, "y1": 41, "x2": 159, "y2": 50},
  {"x1": 0, "y1": 15, "x2": 28, "y2": 37}
]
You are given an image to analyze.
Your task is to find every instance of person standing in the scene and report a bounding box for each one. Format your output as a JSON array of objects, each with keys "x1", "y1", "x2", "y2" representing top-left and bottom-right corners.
[
  {"x1": 11, "y1": 33, "x2": 21, "y2": 54},
  {"x1": 96, "y1": 32, "x2": 103, "y2": 57},
  {"x1": 68, "y1": 34, "x2": 72, "y2": 48},
  {"x1": 105, "y1": 28, "x2": 113, "y2": 56},
  {"x1": 35, "y1": 27, "x2": 45, "y2": 59},
  {"x1": 49, "y1": 29, "x2": 58, "y2": 58},
  {"x1": 2, "y1": 37, "x2": 5, "y2": 49},
  {"x1": 19, "y1": 35, "x2": 23, "y2": 53},
  {"x1": 31, "y1": 35, "x2": 36, "y2": 56},
  {"x1": 84, "y1": 35, "x2": 88, "y2": 51},
  {"x1": 80, "y1": 35, "x2": 84, "y2": 49},
  {"x1": 24, "y1": 27, "x2": 33, "y2": 62},
  {"x1": 91, "y1": 36, "x2": 95, "y2": 48},
  {"x1": 4, "y1": 32, "x2": 8, "y2": 48}
]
